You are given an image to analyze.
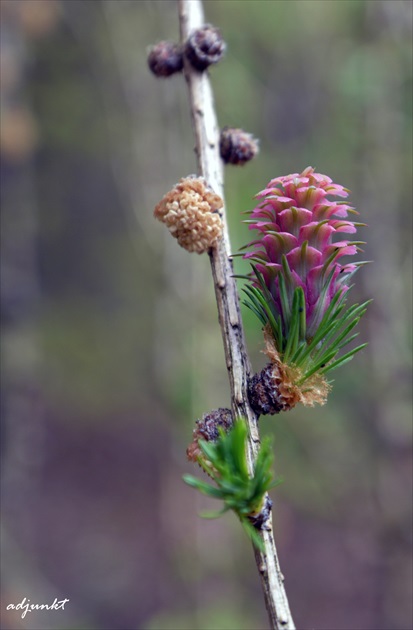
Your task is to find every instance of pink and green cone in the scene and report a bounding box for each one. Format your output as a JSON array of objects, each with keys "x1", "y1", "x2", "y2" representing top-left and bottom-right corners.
[{"x1": 241, "y1": 166, "x2": 369, "y2": 409}]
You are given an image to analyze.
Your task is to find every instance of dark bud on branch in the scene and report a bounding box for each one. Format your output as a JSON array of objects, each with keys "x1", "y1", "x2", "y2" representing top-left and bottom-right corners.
[
  {"x1": 147, "y1": 41, "x2": 183, "y2": 78},
  {"x1": 248, "y1": 363, "x2": 284, "y2": 416},
  {"x1": 220, "y1": 127, "x2": 260, "y2": 165},
  {"x1": 187, "y1": 407, "x2": 233, "y2": 463},
  {"x1": 185, "y1": 24, "x2": 226, "y2": 71},
  {"x1": 248, "y1": 494, "x2": 273, "y2": 530}
]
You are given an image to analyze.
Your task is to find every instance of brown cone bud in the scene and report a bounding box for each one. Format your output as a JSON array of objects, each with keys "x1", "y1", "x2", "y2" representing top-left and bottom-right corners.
[
  {"x1": 248, "y1": 363, "x2": 284, "y2": 416},
  {"x1": 147, "y1": 41, "x2": 183, "y2": 78},
  {"x1": 185, "y1": 24, "x2": 226, "y2": 71},
  {"x1": 220, "y1": 127, "x2": 260, "y2": 165},
  {"x1": 187, "y1": 408, "x2": 233, "y2": 464}
]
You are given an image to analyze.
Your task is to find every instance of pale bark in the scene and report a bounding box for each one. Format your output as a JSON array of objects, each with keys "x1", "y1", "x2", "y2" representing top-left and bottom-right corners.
[{"x1": 178, "y1": 1, "x2": 295, "y2": 628}]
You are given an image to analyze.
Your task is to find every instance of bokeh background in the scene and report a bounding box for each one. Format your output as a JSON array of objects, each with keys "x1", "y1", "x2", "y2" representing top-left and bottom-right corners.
[{"x1": 1, "y1": 1, "x2": 412, "y2": 629}]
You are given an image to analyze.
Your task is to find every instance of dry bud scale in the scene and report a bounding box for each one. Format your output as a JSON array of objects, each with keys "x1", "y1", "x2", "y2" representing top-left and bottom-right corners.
[
  {"x1": 186, "y1": 407, "x2": 233, "y2": 465},
  {"x1": 241, "y1": 166, "x2": 370, "y2": 412}
]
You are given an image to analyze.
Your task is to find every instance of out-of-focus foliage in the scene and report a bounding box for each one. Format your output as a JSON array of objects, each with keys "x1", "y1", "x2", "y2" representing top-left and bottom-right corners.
[{"x1": 1, "y1": 1, "x2": 411, "y2": 630}]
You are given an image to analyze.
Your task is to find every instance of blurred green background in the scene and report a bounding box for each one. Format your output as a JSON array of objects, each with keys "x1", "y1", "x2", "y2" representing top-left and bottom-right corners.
[{"x1": 1, "y1": 1, "x2": 412, "y2": 629}]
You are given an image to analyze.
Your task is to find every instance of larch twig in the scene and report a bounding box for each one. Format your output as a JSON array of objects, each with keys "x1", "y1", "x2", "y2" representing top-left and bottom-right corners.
[{"x1": 178, "y1": 1, "x2": 295, "y2": 628}]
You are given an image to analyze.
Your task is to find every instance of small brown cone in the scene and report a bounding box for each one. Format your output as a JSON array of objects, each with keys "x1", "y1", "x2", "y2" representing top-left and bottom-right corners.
[{"x1": 186, "y1": 408, "x2": 233, "y2": 468}]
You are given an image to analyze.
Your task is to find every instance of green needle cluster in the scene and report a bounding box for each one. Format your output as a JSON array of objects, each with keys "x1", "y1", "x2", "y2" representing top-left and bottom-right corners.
[
  {"x1": 243, "y1": 265, "x2": 371, "y2": 383},
  {"x1": 183, "y1": 419, "x2": 281, "y2": 550}
]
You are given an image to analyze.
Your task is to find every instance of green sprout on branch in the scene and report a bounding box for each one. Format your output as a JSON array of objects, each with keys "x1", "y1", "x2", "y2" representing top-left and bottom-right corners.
[{"x1": 183, "y1": 418, "x2": 281, "y2": 551}]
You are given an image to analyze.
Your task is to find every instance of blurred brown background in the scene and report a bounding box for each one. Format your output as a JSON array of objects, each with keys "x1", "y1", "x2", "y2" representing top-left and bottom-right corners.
[{"x1": 1, "y1": 1, "x2": 412, "y2": 629}]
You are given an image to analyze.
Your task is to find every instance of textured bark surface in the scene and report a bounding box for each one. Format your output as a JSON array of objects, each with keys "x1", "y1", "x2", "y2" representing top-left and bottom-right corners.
[{"x1": 178, "y1": 2, "x2": 295, "y2": 628}]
